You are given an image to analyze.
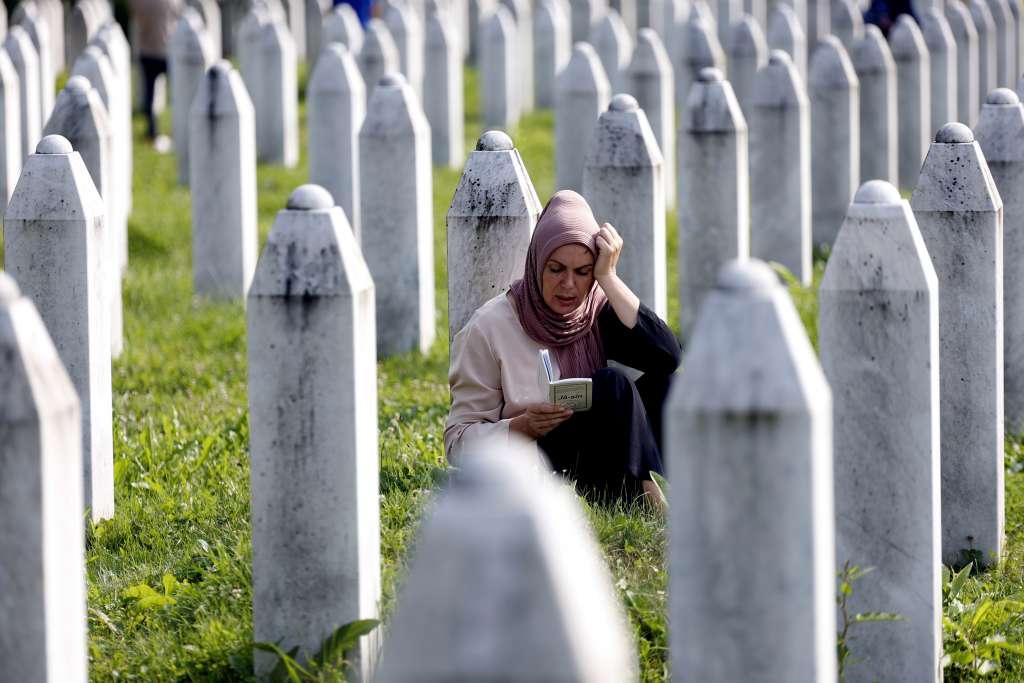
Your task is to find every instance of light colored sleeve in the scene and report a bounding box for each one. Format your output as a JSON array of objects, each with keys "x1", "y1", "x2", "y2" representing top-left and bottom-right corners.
[{"x1": 444, "y1": 318, "x2": 514, "y2": 460}]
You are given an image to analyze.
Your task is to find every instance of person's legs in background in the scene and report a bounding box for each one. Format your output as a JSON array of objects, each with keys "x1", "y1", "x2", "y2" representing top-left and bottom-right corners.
[{"x1": 139, "y1": 55, "x2": 166, "y2": 141}]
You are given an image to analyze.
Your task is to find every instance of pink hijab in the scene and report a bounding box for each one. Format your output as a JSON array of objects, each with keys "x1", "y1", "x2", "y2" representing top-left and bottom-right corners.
[{"x1": 508, "y1": 190, "x2": 608, "y2": 378}]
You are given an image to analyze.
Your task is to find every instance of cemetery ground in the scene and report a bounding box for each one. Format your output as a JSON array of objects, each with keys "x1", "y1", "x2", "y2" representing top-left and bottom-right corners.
[{"x1": 5, "y1": 64, "x2": 1024, "y2": 682}]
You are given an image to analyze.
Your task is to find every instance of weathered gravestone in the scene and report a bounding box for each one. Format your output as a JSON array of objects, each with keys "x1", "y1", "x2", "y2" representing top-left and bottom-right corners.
[
  {"x1": 890, "y1": 15, "x2": 930, "y2": 191},
  {"x1": 375, "y1": 440, "x2": 638, "y2": 683},
  {"x1": 358, "y1": 19, "x2": 400, "y2": 99},
  {"x1": 627, "y1": 28, "x2": 675, "y2": 209},
  {"x1": 359, "y1": 73, "x2": 435, "y2": 357},
  {"x1": 674, "y1": 13, "x2": 724, "y2": 109},
  {"x1": 768, "y1": 2, "x2": 807, "y2": 85},
  {"x1": 728, "y1": 14, "x2": 768, "y2": 116},
  {"x1": 481, "y1": 7, "x2": 518, "y2": 128},
  {"x1": 170, "y1": 9, "x2": 214, "y2": 185},
  {"x1": 820, "y1": 179, "x2": 941, "y2": 683},
  {"x1": 249, "y1": 184, "x2": 380, "y2": 681},
  {"x1": 946, "y1": 0, "x2": 980, "y2": 125},
  {"x1": 447, "y1": 130, "x2": 541, "y2": 340},
  {"x1": 920, "y1": 7, "x2": 957, "y2": 137},
  {"x1": 667, "y1": 258, "x2": 836, "y2": 682},
  {"x1": 322, "y1": 2, "x2": 364, "y2": 54},
  {"x1": 14, "y1": 0, "x2": 53, "y2": 127},
  {"x1": 556, "y1": 42, "x2": 610, "y2": 193},
  {"x1": 4, "y1": 25, "x2": 40, "y2": 160},
  {"x1": 308, "y1": 43, "x2": 364, "y2": 237},
  {"x1": 750, "y1": 50, "x2": 810, "y2": 284},
  {"x1": 3, "y1": 134, "x2": 113, "y2": 521},
  {"x1": 0, "y1": 51, "x2": 20, "y2": 213},
  {"x1": 384, "y1": 0, "x2": 424, "y2": 100},
  {"x1": 851, "y1": 25, "x2": 897, "y2": 184},
  {"x1": 911, "y1": 122, "x2": 1004, "y2": 568},
  {"x1": 254, "y1": 20, "x2": 298, "y2": 166},
  {"x1": 985, "y1": 0, "x2": 1014, "y2": 86},
  {"x1": 43, "y1": 76, "x2": 121, "y2": 358},
  {"x1": 810, "y1": 35, "x2": 859, "y2": 248},
  {"x1": 583, "y1": 94, "x2": 666, "y2": 317},
  {"x1": 0, "y1": 271, "x2": 87, "y2": 683},
  {"x1": 189, "y1": 61, "x2": 258, "y2": 301},
  {"x1": 423, "y1": 4, "x2": 464, "y2": 167},
  {"x1": 679, "y1": 68, "x2": 749, "y2": 341},
  {"x1": 970, "y1": 0, "x2": 998, "y2": 105},
  {"x1": 975, "y1": 89, "x2": 1024, "y2": 433},
  {"x1": 594, "y1": 9, "x2": 632, "y2": 91},
  {"x1": 830, "y1": 0, "x2": 863, "y2": 50},
  {"x1": 535, "y1": 0, "x2": 571, "y2": 107}
]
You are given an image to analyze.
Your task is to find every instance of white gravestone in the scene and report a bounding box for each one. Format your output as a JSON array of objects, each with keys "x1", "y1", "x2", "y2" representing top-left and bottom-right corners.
[
  {"x1": 189, "y1": 61, "x2": 258, "y2": 301},
  {"x1": 359, "y1": 73, "x2": 435, "y2": 357},
  {"x1": 750, "y1": 50, "x2": 811, "y2": 284},
  {"x1": 851, "y1": 25, "x2": 897, "y2": 184},
  {"x1": 970, "y1": 0, "x2": 998, "y2": 105},
  {"x1": 375, "y1": 440, "x2": 638, "y2": 683},
  {"x1": 728, "y1": 13, "x2": 768, "y2": 116},
  {"x1": 975, "y1": 89, "x2": 1024, "y2": 433},
  {"x1": 423, "y1": 9, "x2": 463, "y2": 167},
  {"x1": 820, "y1": 179, "x2": 942, "y2": 683},
  {"x1": 583, "y1": 94, "x2": 666, "y2": 317},
  {"x1": 666, "y1": 258, "x2": 836, "y2": 683},
  {"x1": 890, "y1": 15, "x2": 930, "y2": 191},
  {"x1": 594, "y1": 10, "x2": 633, "y2": 92},
  {"x1": 94, "y1": 23, "x2": 134, "y2": 234},
  {"x1": 4, "y1": 26, "x2": 40, "y2": 160},
  {"x1": 535, "y1": 0, "x2": 571, "y2": 107},
  {"x1": 985, "y1": 0, "x2": 1013, "y2": 86},
  {"x1": 571, "y1": 0, "x2": 607, "y2": 42},
  {"x1": 308, "y1": 43, "x2": 365, "y2": 237},
  {"x1": 384, "y1": 0, "x2": 424, "y2": 101},
  {"x1": 305, "y1": 0, "x2": 328, "y2": 64},
  {"x1": 679, "y1": 68, "x2": 750, "y2": 341},
  {"x1": 911, "y1": 122, "x2": 1004, "y2": 568},
  {"x1": 920, "y1": 7, "x2": 957, "y2": 138},
  {"x1": 170, "y1": 10, "x2": 214, "y2": 185},
  {"x1": 612, "y1": 0, "x2": 638, "y2": 35},
  {"x1": 830, "y1": 0, "x2": 863, "y2": 50},
  {"x1": 946, "y1": 0, "x2": 980, "y2": 125},
  {"x1": 806, "y1": 0, "x2": 830, "y2": 48},
  {"x1": 358, "y1": 19, "x2": 400, "y2": 99},
  {"x1": 322, "y1": 3, "x2": 364, "y2": 54},
  {"x1": 768, "y1": 2, "x2": 808, "y2": 85},
  {"x1": 501, "y1": 0, "x2": 536, "y2": 112},
  {"x1": 0, "y1": 51, "x2": 20, "y2": 212},
  {"x1": 627, "y1": 28, "x2": 675, "y2": 209},
  {"x1": 255, "y1": 20, "x2": 298, "y2": 167},
  {"x1": 716, "y1": 0, "x2": 740, "y2": 48},
  {"x1": 556, "y1": 42, "x2": 611, "y2": 193},
  {"x1": 187, "y1": 0, "x2": 224, "y2": 57},
  {"x1": 0, "y1": 272, "x2": 87, "y2": 683},
  {"x1": 447, "y1": 130, "x2": 542, "y2": 339},
  {"x1": 14, "y1": 1, "x2": 53, "y2": 128},
  {"x1": 249, "y1": 184, "x2": 380, "y2": 681},
  {"x1": 744, "y1": 0, "x2": 767, "y2": 32},
  {"x1": 281, "y1": 0, "x2": 306, "y2": 61},
  {"x1": 674, "y1": 14, "x2": 724, "y2": 109},
  {"x1": 3, "y1": 134, "x2": 112, "y2": 521},
  {"x1": 809, "y1": 35, "x2": 859, "y2": 248},
  {"x1": 481, "y1": 7, "x2": 519, "y2": 128}
]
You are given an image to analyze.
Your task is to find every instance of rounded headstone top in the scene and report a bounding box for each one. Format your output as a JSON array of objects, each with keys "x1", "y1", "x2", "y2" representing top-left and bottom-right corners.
[
  {"x1": 210, "y1": 59, "x2": 232, "y2": 75},
  {"x1": 287, "y1": 184, "x2": 334, "y2": 210},
  {"x1": 935, "y1": 121, "x2": 973, "y2": 143},
  {"x1": 0, "y1": 271, "x2": 20, "y2": 305},
  {"x1": 768, "y1": 49, "x2": 792, "y2": 67},
  {"x1": 476, "y1": 130, "x2": 514, "y2": 151},
  {"x1": 717, "y1": 259, "x2": 778, "y2": 291},
  {"x1": 65, "y1": 75, "x2": 91, "y2": 93},
  {"x1": 36, "y1": 135, "x2": 72, "y2": 154},
  {"x1": 379, "y1": 71, "x2": 405, "y2": 87},
  {"x1": 987, "y1": 87, "x2": 1020, "y2": 105},
  {"x1": 609, "y1": 93, "x2": 639, "y2": 111},
  {"x1": 699, "y1": 67, "x2": 724, "y2": 82},
  {"x1": 853, "y1": 179, "x2": 901, "y2": 204}
]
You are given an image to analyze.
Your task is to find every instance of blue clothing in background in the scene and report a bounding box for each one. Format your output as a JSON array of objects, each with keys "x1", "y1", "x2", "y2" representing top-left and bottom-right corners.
[
  {"x1": 336, "y1": 0, "x2": 373, "y2": 24},
  {"x1": 864, "y1": 0, "x2": 918, "y2": 36}
]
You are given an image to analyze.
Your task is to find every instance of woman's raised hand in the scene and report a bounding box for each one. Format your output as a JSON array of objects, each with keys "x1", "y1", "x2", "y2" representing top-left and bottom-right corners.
[
  {"x1": 594, "y1": 223, "x2": 623, "y2": 284},
  {"x1": 511, "y1": 403, "x2": 573, "y2": 439}
]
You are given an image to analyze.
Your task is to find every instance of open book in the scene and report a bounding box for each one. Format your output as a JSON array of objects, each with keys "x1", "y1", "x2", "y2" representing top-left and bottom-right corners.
[{"x1": 539, "y1": 349, "x2": 593, "y2": 411}]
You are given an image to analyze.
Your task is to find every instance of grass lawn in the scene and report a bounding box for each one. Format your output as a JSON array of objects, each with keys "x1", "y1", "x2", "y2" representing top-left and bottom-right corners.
[{"x1": 4, "y1": 63, "x2": 1024, "y2": 681}]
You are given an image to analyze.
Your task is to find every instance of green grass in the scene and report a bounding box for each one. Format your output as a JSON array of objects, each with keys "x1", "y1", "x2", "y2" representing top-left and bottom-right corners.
[{"x1": 3, "y1": 63, "x2": 1024, "y2": 681}]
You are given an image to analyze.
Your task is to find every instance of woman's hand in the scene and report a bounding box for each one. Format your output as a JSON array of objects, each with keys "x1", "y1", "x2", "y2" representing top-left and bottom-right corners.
[
  {"x1": 511, "y1": 403, "x2": 573, "y2": 439},
  {"x1": 594, "y1": 223, "x2": 623, "y2": 285}
]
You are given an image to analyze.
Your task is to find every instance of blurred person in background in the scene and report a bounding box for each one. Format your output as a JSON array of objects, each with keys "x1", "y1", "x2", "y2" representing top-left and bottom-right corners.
[{"x1": 131, "y1": 0, "x2": 182, "y2": 146}]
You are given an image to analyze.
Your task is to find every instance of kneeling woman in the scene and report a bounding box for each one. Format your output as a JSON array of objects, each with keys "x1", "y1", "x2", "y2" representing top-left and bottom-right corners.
[{"x1": 445, "y1": 190, "x2": 682, "y2": 503}]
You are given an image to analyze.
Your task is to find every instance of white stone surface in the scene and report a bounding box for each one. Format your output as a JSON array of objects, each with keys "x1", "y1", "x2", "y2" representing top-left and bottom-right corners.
[
  {"x1": 447, "y1": 130, "x2": 541, "y2": 339},
  {"x1": 249, "y1": 184, "x2": 380, "y2": 681},
  {"x1": 0, "y1": 272, "x2": 87, "y2": 683},
  {"x1": 322, "y1": 3, "x2": 364, "y2": 54},
  {"x1": 3, "y1": 134, "x2": 113, "y2": 521},
  {"x1": 666, "y1": 258, "x2": 836, "y2": 683},
  {"x1": 890, "y1": 15, "x2": 930, "y2": 191},
  {"x1": 673, "y1": 14, "x2": 724, "y2": 109},
  {"x1": 0, "y1": 51, "x2": 20, "y2": 212},
  {"x1": 911, "y1": 122, "x2": 1004, "y2": 568},
  {"x1": 94, "y1": 22, "x2": 134, "y2": 230},
  {"x1": 920, "y1": 7, "x2": 957, "y2": 138},
  {"x1": 716, "y1": 0, "x2": 740, "y2": 48},
  {"x1": 612, "y1": 0, "x2": 638, "y2": 35},
  {"x1": 556, "y1": 42, "x2": 611, "y2": 192},
  {"x1": 535, "y1": 0, "x2": 571, "y2": 107},
  {"x1": 583, "y1": 94, "x2": 666, "y2": 316},
  {"x1": 830, "y1": 0, "x2": 862, "y2": 50},
  {"x1": 985, "y1": 0, "x2": 1013, "y2": 86},
  {"x1": 627, "y1": 28, "x2": 675, "y2": 209},
  {"x1": 851, "y1": 25, "x2": 896, "y2": 184},
  {"x1": 304, "y1": 0, "x2": 328, "y2": 63},
  {"x1": 189, "y1": 61, "x2": 258, "y2": 300},
  {"x1": 820, "y1": 179, "x2": 942, "y2": 683},
  {"x1": 254, "y1": 20, "x2": 298, "y2": 166},
  {"x1": 14, "y1": 1, "x2": 53, "y2": 128},
  {"x1": 359, "y1": 73, "x2": 435, "y2": 357},
  {"x1": 750, "y1": 50, "x2": 810, "y2": 283},
  {"x1": 358, "y1": 19, "x2": 400, "y2": 100},
  {"x1": 768, "y1": 2, "x2": 807, "y2": 85},
  {"x1": 384, "y1": 0, "x2": 424, "y2": 100},
  {"x1": 481, "y1": 7, "x2": 518, "y2": 128},
  {"x1": 501, "y1": 0, "x2": 536, "y2": 112},
  {"x1": 571, "y1": 0, "x2": 606, "y2": 42},
  {"x1": 281, "y1": 0, "x2": 307, "y2": 62},
  {"x1": 594, "y1": 10, "x2": 633, "y2": 91},
  {"x1": 946, "y1": 0, "x2": 980, "y2": 125},
  {"x1": 810, "y1": 35, "x2": 859, "y2": 248},
  {"x1": 39, "y1": 0, "x2": 62, "y2": 72},
  {"x1": 170, "y1": 10, "x2": 214, "y2": 185},
  {"x1": 423, "y1": 9, "x2": 463, "y2": 166},
  {"x1": 375, "y1": 439, "x2": 638, "y2": 683},
  {"x1": 308, "y1": 43, "x2": 364, "y2": 237},
  {"x1": 728, "y1": 13, "x2": 768, "y2": 116},
  {"x1": 975, "y1": 89, "x2": 1024, "y2": 433},
  {"x1": 66, "y1": 0, "x2": 92, "y2": 66},
  {"x1": 187, "y1": 0, "x2": 223, "y2": 57},
  {"x1": 806, "y1": 0, "x2": 829, "y2": 47},
  {"x1": 4, "y1": 26, "x2": 40, "y2": 160},
  {"x1": 679, "y1": 68, "x2": 750, "y2": 341},
  {"x1": 970, "y1": 0, "x2": 998, "y2": 104}
]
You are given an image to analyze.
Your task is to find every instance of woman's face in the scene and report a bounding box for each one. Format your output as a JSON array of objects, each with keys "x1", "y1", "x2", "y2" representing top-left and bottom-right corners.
[{"x1": 541, "y1": 243, "x2": 595, "y2": 315}]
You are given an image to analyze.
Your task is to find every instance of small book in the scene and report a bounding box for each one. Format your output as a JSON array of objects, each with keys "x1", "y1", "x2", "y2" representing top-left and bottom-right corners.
[{"x1": 539, "y1": 349, "x2": 593, "y2": 412}]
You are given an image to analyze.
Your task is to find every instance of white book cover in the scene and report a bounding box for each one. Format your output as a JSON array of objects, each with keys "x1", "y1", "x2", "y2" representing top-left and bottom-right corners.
[{"x1": 538, "y1": 348, "x2": 592, "y2": 411}]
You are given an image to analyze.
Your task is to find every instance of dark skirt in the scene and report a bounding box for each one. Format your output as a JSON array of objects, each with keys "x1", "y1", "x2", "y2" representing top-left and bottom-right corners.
[{"x1": 538, "y1": 366, "x2": 670, "y2": 503}]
